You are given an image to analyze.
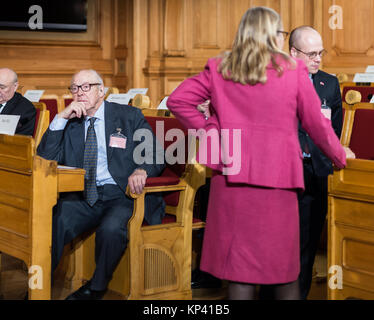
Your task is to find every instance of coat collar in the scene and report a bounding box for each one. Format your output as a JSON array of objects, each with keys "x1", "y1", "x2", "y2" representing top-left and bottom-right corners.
[
  {"x1": 1, "y1": 92, "x2": 19, "y2": 114},
  {"x1": 104, "y1": 101, "x2": 124, "y2": 161},
  {"x1": 312, "y1": 70, "x2": 325, "y2": 97}
]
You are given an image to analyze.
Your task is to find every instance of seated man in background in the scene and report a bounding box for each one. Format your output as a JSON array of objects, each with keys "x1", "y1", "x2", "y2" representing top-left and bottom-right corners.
[
  {"x1": 0, "y1": 68, "x2": 36, "y2": 135},
  {"x1": 37, "y1": 69, "x2": 165, "y2": 300}
]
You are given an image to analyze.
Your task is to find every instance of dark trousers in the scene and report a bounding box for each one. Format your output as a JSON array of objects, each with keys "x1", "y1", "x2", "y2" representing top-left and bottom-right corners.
[
  {"x1": 298, "y1": 161, "x2": 328, "y2": 300},
  {"x1": 52, "y1": 184, "x2": 133, "y2": 291}
]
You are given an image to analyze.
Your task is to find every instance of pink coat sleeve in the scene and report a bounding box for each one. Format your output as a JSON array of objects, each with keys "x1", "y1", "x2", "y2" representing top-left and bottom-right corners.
[
  {"x1": 167, "y1": 60, "x2": 217, "y2": 130},
  {"x1": 167, "y1": 59, "x2": 224, "y2": 171},
  {"x1": 296, "y1": 61, "x2": 346, "y2": 169}
]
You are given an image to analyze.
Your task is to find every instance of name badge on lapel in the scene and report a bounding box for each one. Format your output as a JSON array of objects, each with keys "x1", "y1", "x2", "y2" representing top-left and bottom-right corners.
[
  {"x1": 321, "y1": 98, "x2": 331, "y2": 121},
  {"x1": 109, "y1": 128, "x2": 127, "y2": 149}
]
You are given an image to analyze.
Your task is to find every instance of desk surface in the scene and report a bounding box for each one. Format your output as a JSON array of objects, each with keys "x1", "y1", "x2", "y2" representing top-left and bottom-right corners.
[{"x1": 57, "y1": 166, "x2": 85, "y2": 193}]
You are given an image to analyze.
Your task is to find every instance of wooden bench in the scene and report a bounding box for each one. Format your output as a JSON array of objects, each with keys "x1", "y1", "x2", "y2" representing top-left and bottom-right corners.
[
  {"x1": 328, "y1": 101, "x2": 374, "y2": 299},
  {"x1": 0, "y1": 135, "x2": 58, "y2": 299},
  {"x1": 32, "y1": 102, "x2": 50, "y2": 149}
]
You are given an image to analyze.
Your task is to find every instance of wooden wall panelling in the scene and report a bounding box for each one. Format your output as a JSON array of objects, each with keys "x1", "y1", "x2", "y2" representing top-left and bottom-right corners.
[
  {"x1": 161, "y1": 0, "x2": 190, "y2": 104},
  {"x1": 4, "y1": 0, "x2": 374, "y2": 105},
  {"x1": 320, "y1": 0, "x2": 374, "y2": 78},
  {"x1": 144, "y1": 0, "x2": 166, "y2": 104},
  {"x1": 139, "y1": 0, "x2": 299, "y2": 107},
  {"x1": 132, "y1": 0, "x2": 149, "y2": 90},
  {"x1": 0, "y1": 0, "x2": 128, "y2": 95},
  {"x1": 190, "y1": 0, "x2": 221, "y2": 51},
  {"x1": 135, "y1": 0, "x2": 374, "y2": 106},
  {"x1": 114, "y1": 0, "x2": 130, "y2": 91},
  {"x1": 225, "y1": 0, "x2": 251, "y2": 50},
  {"x1": 164, "y1": 0, "x2": 185, "y2": 57}
]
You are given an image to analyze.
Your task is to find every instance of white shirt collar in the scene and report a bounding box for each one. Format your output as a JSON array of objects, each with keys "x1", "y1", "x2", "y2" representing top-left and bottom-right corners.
[{"x1": 0, "y1": 102, "x2": 7, "y2": 113}]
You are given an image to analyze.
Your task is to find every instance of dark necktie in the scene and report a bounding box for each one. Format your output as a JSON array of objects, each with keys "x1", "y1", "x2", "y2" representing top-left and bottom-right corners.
[{"x1": 83, "y1": 117, "x2": 98, "y2": 206}]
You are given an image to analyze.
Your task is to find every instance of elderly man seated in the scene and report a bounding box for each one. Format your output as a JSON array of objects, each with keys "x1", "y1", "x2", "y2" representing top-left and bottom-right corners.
[
  {"x1": 0, "y1": 68, "x2": 36, "y2": 135},
  {"x1": 37, "y1": 69, "x2": 165, "y2": 300}
]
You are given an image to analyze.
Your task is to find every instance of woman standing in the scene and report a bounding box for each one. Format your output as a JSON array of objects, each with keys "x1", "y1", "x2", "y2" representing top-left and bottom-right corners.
[{"x1": 167, "y1": 7, "x2": 351, "y2": 299}]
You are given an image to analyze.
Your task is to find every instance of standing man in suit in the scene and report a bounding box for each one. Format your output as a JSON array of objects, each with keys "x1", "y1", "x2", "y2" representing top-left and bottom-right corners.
[
  {"x1": 0, "y1": 68, "x2": 36, "y2": 135},
  {"x1": 289, "y1": 26, "x2": 343, "y2": 299},
  {"x1": 37, "y1": 69, "x2": 165, "y2": 300}
]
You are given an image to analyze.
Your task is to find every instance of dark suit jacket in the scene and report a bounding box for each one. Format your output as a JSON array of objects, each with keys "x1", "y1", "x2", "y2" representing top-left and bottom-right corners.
[
  {"x1": 37, "y1": 101, "x2": 166, "y2": 225},
  {"x1": 299, "y1": 70, "x2": 343, "y2": 177},
  {"x1": 1, "y1": 92, "x2": 36, "y2": 136}
]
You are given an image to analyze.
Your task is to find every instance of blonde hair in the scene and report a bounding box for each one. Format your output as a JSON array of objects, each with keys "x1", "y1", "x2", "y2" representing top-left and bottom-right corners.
[{"x1": 218, "y1": 6, "x2": 294, "y2": 85}]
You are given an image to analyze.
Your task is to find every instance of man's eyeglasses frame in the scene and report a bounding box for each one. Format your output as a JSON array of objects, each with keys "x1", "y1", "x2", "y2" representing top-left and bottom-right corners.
[
  {"x1": 292, "y1": 47, "x2": 327, "y2": 60},
  {"x1": 69, "y1": 83, "x2": 101, "y2": 94}
]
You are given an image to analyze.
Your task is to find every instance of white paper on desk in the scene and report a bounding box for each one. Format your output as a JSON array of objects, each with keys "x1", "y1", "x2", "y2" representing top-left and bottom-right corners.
[
  {"x1": 157, "y1": 96, "x2": 169, "y2": 110},
  {"x1": 0, "y1": 115, "x2": 20, "y2": 135},
  {"x1": 127, "y1": 88, "x2": 148, "y2": 99},
  {"x1": 353, "y1": 73, "x2": 374, "y2": 83},
  {"x1": 366, "y1": 66, "x2": 374, "y2": 73},
  {"x1": 369, "y1": 95, "x2": 374, "y2": 104},
  {"x1": 57, "y1": 165, "x2": 78, "y2": 170},
  {"x1": 106, "y1": 93, "x2": 131, "y2": 105},
  {"x1": 24, "y1": 90, "x2": 45, "y2": 102}
]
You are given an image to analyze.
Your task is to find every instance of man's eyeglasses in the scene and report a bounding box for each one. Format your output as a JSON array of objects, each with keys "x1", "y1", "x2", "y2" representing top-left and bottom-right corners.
[
  {"x1": 277, "y1": 30, "x2": 289, "y2": 40},
  {"x1": 69, "y1": 83, "x2": 101, "y2": 94},
  {"x1": 292, "y1": 47, "x2": 327, "y2": 60}
]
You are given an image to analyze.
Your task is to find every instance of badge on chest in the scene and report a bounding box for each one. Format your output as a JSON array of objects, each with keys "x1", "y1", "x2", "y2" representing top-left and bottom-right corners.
[
  {"x1": 321, "y1": 98, "x2": 331, "y2": 121},
  {"x1": 109, "y1": 128, "x2": 127, "y2": 149}
]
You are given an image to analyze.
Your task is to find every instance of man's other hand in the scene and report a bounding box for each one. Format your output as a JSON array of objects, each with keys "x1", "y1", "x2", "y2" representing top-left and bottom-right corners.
[{"x1": 128, "y1": 169, "x2": 148, "y2": 194}]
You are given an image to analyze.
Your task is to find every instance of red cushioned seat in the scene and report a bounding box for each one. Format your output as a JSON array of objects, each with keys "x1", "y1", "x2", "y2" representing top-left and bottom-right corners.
[
  {"x1": 145, "y1": 116, "x2": 190, "y2": 207},
  {"x1": 349, "y1": 109, "x2": 374, "y2": 160},
  {"x1": 142, "y1": 214, "x2": 203, "y2": 226},
  {"x1": 64, "y1": 98, "x2": 74, "y2": 109},
  {"x1": 145, "y1": 168, "x2": 180, "y2": 187},
  {"x1": 342, "y1": 86, "x2": 374, "y2": 103},
  {"x1": 40, "y1": 99, "x2": 58, "y2": 123}
]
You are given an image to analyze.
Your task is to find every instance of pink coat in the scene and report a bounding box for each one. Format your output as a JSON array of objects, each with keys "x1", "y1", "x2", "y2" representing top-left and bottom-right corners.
[{"x1": 167, "y1": 57, "x2": 346, "y2": 190}]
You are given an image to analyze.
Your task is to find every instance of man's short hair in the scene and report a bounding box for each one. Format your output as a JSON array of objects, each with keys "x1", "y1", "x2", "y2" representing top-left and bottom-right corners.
[
  {"x1": 71, "y1": 69, "x2": 104, "y2": 85},
  {"x1": 0, "y1": 68, "x2": 18, "y2": 84},
  {"x1": 289, "y1": 25, "x2": 318, "y2": 49}
]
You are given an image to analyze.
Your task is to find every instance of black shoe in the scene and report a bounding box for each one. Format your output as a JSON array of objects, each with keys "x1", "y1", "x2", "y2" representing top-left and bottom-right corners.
[{"x1": 65, "y1": 281, "x2": 107, "y2": 300}]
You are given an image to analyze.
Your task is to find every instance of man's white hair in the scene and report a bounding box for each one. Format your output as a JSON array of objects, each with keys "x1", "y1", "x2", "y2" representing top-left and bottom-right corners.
[
  {"x1": 71, "y1": 69, "x2": 104, "y2": 85},
  {"x1": 0, "y1": 68, "x2": 18, "y2": 83}
]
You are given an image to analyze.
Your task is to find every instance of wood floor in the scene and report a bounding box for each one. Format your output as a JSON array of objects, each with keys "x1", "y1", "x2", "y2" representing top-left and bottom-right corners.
[{"x1": 0, "y1": 252, "x2": 327, "y2": 300}]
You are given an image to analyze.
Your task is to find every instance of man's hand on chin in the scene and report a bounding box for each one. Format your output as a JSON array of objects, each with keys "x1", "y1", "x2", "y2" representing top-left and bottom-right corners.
[{"x1": 59, "y1": 101, "x2": 87, "y2": 119}]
